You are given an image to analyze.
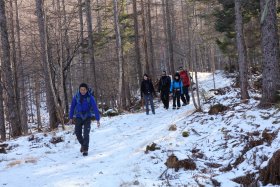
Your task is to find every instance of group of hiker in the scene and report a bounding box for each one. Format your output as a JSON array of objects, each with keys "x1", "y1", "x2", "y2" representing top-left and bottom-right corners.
[
  {"x1": 68, "y1": 67, "x2": 191, "y2": 156},
  {"x1": 141, "y1": 67, "x2": 191, "y2": 115}
]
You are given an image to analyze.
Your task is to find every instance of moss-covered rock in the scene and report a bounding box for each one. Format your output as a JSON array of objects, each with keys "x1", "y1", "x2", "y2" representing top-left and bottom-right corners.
[{"x1": 182, "y1": 131, "x2": 189, "y2": 137}]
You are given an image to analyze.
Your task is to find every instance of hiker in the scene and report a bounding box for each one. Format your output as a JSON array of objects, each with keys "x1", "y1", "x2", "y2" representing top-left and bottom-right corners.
[
  {"x1": 179, "y1": 67, "x2": 191, "y2": 105},
  {"x1": 69, "y1": 83, "x2": 100, "y2": 156},
  {"x1": 141, "y1": 74, "x2": 156, "y2": 115},
  {"x1": 170, "y1": 72, "x2": 183, "y2": 109},
  {"x1": 158, "y1": 70, "x2": 171, "y2": 109}
]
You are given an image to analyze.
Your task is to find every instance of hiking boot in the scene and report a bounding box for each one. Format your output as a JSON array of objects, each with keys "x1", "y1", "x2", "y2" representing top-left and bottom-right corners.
[
  {"x1": 173, "y1": 107, "x2": 176, "y2": 109},
  {"x1": 83, "y1": 151, "x2": 88, "y2": 156},
  {"x1": 80, "y1": 146, "x2": 85, "y2": 153},
  {"x1": 82, "y1": 147, "x2": 88, "y2": 156},
  {"x1": 182, "y1": 103, "x2": 187, "y2": 106},
  {"x1": 177, "y1": 107, "x2": 180, "y2": 109}
]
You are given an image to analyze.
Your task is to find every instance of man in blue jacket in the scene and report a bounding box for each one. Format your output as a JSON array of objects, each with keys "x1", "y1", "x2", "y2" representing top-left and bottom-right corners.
[{"x1": 69, "y1": 83, "x2": 100, "y2": 156}]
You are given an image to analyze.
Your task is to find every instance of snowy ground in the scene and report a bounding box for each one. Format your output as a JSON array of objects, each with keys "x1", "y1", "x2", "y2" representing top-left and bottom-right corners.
[{"x1": 1, "y1": 71, "x2": 280, "y2": 187}]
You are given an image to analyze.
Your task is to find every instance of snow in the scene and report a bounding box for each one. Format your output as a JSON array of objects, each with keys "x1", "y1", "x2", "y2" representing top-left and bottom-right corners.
[{"x1": 1, "y1": 71, "x2": 280, "y2": 187}]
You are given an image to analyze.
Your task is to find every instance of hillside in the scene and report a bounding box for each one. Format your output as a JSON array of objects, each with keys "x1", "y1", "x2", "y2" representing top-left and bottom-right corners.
[{"x1": 0, "y1": 71, "x2": 279, "y2": 187}]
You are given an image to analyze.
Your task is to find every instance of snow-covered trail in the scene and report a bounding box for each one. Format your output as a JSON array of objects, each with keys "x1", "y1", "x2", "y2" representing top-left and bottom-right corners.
[{"x1": 0, "y1": 102, "x2": 195, "y2": 187}]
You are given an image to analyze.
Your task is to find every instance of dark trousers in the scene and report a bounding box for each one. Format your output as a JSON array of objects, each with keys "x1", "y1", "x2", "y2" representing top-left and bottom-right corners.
[
  {"x1": 160, "y1": 90, "x2": 169, "y2": 109},
  {"x1": 144, "y1": 94, "x2": 155, "y2": 114},
  {"x1": 173, "y1": 90, "x2": 181, "y2": 108},
  {"x1": 75, "y1": 118, "x2": 91, "y2": 150},
  {"x1": 181, "y1": 86, "x2": 190, "y2": 104}
]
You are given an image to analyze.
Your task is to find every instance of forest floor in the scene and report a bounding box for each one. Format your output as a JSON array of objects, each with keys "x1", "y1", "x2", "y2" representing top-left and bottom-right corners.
[{"x1": 0, "y1": 71, "x2": 279, "y2": 187}]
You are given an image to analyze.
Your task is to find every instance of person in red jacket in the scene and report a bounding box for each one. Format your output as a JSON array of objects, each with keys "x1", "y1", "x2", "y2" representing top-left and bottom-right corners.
[{"x1": 178, "y1": 67, "x2": 190, "y2": 105}]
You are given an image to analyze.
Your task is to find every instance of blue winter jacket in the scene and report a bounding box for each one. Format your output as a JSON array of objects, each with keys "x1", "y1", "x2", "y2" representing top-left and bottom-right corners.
[
  {"x1": 69, "y1": 92, "x2": 100, "y2": 121},
  {"x1": 170, "y1": 80, "x2": 183, "y2": 94}
]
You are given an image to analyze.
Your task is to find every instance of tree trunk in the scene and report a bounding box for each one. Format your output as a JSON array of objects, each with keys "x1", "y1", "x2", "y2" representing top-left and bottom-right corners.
[
  {"x1": 35, "y1": 75, "x2": 42, "y2": 131},
  {"x1": 85, "y1": 0, "x2": 98, "y2": 97},
  {"x1": 28, "y1": 75, "x2": 34, "y2": 124},
  {"x1": 9, "y1": 1, "x2": 25, "y2": 134},
  {"x1": 132, "y1": 0, "x2": 142, "y2": 87},
  {"x1": 141, "y1": 0, "x2": 150, "y2": 75},
  {"x1": 234, "y1": 0, "x2": 249, "y2": 100},
  {"x1": 147, "y1": 0, "x2": 156, "y2": 80},
  {"x1": 35, "y1": 0, "x2": 60, "y2": 129},
  {"x1": 194, "y1": 44, "x2": 202, "y2": 111},
  {"x1": 56, "y1": 0, "x2": 66, "y2": 113},
  {"x1": 0, "y1": 0, "x2": 22, "y2": 137},
  {"x1": 15, "y1": 0, "x2": 28, "y2": 134},
  {"x1": 260, "y1": 0, "x2": 280, "y2": 106},
  {"x1": 96, "y1": 0, "x2": 102, "y2": 33},
  {"x1": 0, "y1": 71, "x2": 5, "y2": 141},
  {"x1": 161, "y1": 0, "x2": 170, "y2": 74},
  {"x1": 113, "y1": 0, "x2": 124, "y2": 109},
  {"x1": 78, "y1": 0, "x2": 86, "y2": 82},
  {"x1": 165, "y1": 0, "x2": 175, "y2": 75}
]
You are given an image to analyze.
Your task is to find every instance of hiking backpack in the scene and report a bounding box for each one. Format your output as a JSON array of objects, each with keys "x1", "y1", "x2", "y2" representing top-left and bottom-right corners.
[{"x1": 74, "y1": 88, "x2": 96, "y2": 119}]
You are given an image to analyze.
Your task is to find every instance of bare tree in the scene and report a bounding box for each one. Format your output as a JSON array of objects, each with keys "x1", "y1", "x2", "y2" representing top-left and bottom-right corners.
[
  {"x1": 147, "y1": 0, "x2": 156, "y2": 80},
  {"x1": 15, "y1": 0, "x2": 28, "y2": 134},
  {"x1": 35, "y1": 0, "x2": 61, "y2": 129},
  {"x1": 234, "y1": 0, "x2": 249, "y2": 100},
  {"x1": 141, "y1": 0, "x2": 150, "y2": 75},
  {"x1": 34, "y1": 74, "x2": 42, "y2": 130},
  {"x1": 165, "y1": 0, "x2": 175, "y2": 75},
  {"x1": 113, "y1": 0, "x2": 124, "y2": 109},
  {"x1": 0, "y1": 0, "x2": 22, "y2": 137},
  {"x1": 132, "y1": 0, "x2": 142, "y2": 86},
  {"x1": 8, "y1": 1, "x2": 23, "y2": 133},
  {"x1": 0, "y1": 71, "x2": 5, "y2": 141},
  {"x1": 85, "y1": 0, "x2": 98, "y2": 96},
  {"x1": 260, "y1": 0, "x2": 280, "y2": 106}
]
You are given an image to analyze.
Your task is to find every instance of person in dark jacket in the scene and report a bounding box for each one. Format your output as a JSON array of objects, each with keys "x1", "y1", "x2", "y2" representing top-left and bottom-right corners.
[
  {"x1": 158, "y1": 70, "x2": 171, "y2": 109},
  {"x1": 69, "y1": 83, "x2": 100, "y2": 156},
  {"x1": 141, "y1": 74, "x2": 156, "y2": 115},
  {"x1": 170, "y1": 72, "x2": 183, "y2": 109}
]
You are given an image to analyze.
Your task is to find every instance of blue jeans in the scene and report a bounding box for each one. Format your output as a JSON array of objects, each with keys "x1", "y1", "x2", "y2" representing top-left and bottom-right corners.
[
  {"x1": 75, "y1": 118, "x2": 91, "y2": 150},
  {"x1": 144, "y1": 94, "x2": 155, "y2": 114}
]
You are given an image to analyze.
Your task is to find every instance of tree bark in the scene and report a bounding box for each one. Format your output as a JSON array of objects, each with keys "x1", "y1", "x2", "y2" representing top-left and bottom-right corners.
[
  {"x1": 8, "y1": 1, "x2": 23, "y2": 131},
  {"x1": 0, "y1": 0, "x2": 22, "y2": 137},
  {"x1": 165, "y1": 0, "x2": 175, "y2": 75},
  {"x1": 161, "y1": 0, "x2": 170, "y2": 73},
  {"x1": 15, "y1": 0, "x2": 28, "y2": 134},
  {"x1": 132, "y1": 0, "x2": 142, "y2": 87},
  {"x1": 113, "y1": 0, "x2": 124, "y2": 109},
  {"x1": 234, "y1": 0, "x2": 249, "y2": 100},
  {"x1": 35, "y1": 0, "x2": 60, "y2": 129},
  {"x1": 78, "y1": 0, "x2": 86, "y2": 82},
  {"x1": 0, "y1": 71, "x2": 5, "y2": 141},
  {"x1": 141, "y1": 0, "x2": 150, "y2": 75},
  {"x1": 260, "y1": 0, "x2": 280, "y2": 106},
  {"x1": 35, "y1": 75, "x2": 42, "y2": 130},
  {"x1": 85, "y1": 0, "x2": 98, "y2": 97},
  {"x1": 147, "y1": 0, "x2": 155, "y2": 80}
]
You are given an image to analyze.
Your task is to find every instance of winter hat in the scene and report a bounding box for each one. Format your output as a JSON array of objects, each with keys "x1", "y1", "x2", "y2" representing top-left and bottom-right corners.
[
  {"x1": 79, "y1": 83, "x2": 88, "y2": 90},
  {"x1": 174, "y1": 72, "x2": 180, "y2": 79}
]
